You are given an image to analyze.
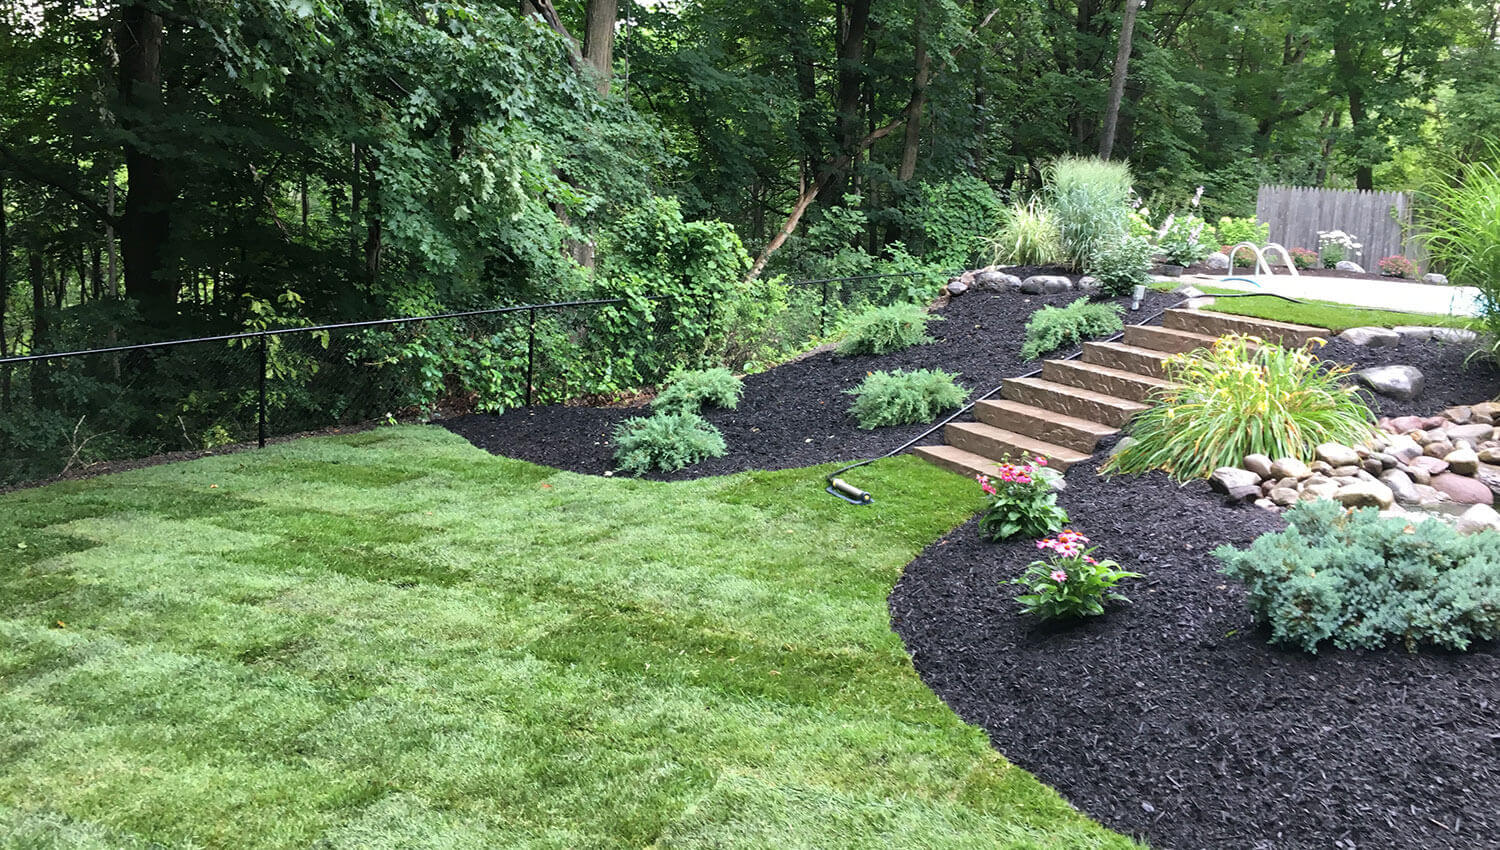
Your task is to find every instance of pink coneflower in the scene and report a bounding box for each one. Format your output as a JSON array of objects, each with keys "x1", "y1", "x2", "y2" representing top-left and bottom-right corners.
[{"x1": 1051, "y1": 570, "x2": 1068, "y2": 583}]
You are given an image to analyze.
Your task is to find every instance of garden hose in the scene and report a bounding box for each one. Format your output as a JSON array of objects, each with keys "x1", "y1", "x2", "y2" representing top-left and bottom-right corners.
[{"x1": 821, "y1": 291, "x2": 1310, "y2": 503}]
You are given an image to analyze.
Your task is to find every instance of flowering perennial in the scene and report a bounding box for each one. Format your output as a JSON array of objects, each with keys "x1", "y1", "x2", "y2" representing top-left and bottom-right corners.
[
  {"x1": 1010, "y1": 531, "x2": 1141, "y2": 619},
  {"x1": 977, "y1": 455, "x2": 1068, "y2": 542}
]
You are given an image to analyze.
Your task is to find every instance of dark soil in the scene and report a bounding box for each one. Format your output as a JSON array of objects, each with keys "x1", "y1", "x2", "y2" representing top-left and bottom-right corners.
[
  {"x1": 890, "y1": 445, "x2": 1500, "y2": 850},
  {"x1": 441, "y1": 289, "x2": 1179, "y2": 479},
  {"x1": 1321, "y1": 336, "x2": 1500, "y2": 418}
]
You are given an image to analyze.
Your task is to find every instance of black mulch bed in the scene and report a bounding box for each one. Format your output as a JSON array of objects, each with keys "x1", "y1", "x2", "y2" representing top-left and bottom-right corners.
[
  {"x1": 890, "y1": 444, "x2": 1500, "y2": 850},
  {"x1": 441, "y1": 289, "x2": 1179, "y2": 479},
  {"x1": 1321, "y1": 336, "x2": 1500, "y2": 419}
]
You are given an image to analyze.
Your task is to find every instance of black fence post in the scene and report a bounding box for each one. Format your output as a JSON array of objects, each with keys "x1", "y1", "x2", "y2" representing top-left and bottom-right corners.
[
  {"x1": 526, "y1": 307, "x2": 537, "y2": 408},
  {"x1": 257, "y1": 332, "x2": 268, "y2": 448},
  {"x1": 819, "y1": 281, "x2": 829, "y2": 337}
]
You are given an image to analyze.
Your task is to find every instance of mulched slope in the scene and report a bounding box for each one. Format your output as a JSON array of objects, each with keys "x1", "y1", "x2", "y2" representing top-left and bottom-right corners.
[
  {"x1": 890, "y1": 445, "x2": 1500, "y2": 850},
  {"x1": 442, "y1": 290, "x2": 1177, "y2": 479},
  {"x1": 1321, "y1": 336, "x2": 1500, "y2": 418}
]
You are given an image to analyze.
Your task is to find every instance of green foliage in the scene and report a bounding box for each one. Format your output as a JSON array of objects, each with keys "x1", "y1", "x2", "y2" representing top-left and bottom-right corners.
[
  {"x1": 611, "y1": 411, "x2": 728, "y2": 474},
  {"x1": 1048, "y1": 157, "x2": 1133, "y2": 271},
  {"x1": 846, "y1": 369, "x2": 967, "y2": 429},
  {"x1": 835, "y1": 303, "x2": 939, "y2": 356},
  {"x1": 1105, "y1": 335, "x2": 1376, "y2": 481},
  {"x1": 1216, "y1": 499, "x2": 1500, "y2": 653},
  {"x1": 977, "y1": 457, "x2": 1069, "y2": 542},
  {"x1": 1215, "y1": 216, "x2": 1271, "y2": 247},
  {"x1": 1155, "y1": 213, "x2": 1213, "y2": 266},
  {"x1": 1021, "y1": 298, "x2": 1125, "y2": 360},
  {"x1": 1085, "y1": 235, "x2": 1156, "y2": 296},
  {"x1": 1011, "y1": 530, "x2": 1141, "y2": 619},
  {"x1": 718, "y1": 275, "x2": 794, "y2": 372},
  {"x1": 987, "y1": 198, "x2": 1064, "y2": 266},
  {"x1": 651, "y1": 367, "x2": 743, "y2": 414},
  {"x1": 1418, "y1": 148, "x2": 1500, "y2": 326},
  {"x1": 905, "y1": 176, "x2": 1005, "y2": 270}
]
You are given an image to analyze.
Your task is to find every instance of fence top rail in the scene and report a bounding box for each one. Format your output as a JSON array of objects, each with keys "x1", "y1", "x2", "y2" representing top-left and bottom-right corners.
[{"x1": 0, "y1": 268, "x2": 962, "y2": 367}]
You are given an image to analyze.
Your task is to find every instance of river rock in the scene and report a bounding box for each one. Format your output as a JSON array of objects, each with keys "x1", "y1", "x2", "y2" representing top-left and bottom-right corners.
[
  {"x1": 1210, "y1": 467, "x2": 1264, "y2": 494},
  {"x1": 1076, "y1": 276, "x2": 1102, "y2": 296},
  {"x1": 1335, "y1": 480, "x2": 1394, "y2": 509},
  {"x1": 1337, "y1": 327, "x2": 1400, "y2": 348},
  {"x1": 946, "y1": 281, "x2": 969, "y2": 296},
  {"x1": 1270, "y1": 457, "x2": 1311, "y2": 480},
  {"x1": 1316, "y1": 443, "x2": 1361, "y2": 468},
  {"x1": 1445, "y1": 423, "x2": 1494, "y2": 444},
  {"x1": 1409, "y1": 467, "x2": 1432, "y2": 485},
  {"x1": 1411, "y1": 484, "x2": 1448, "y2": 507},
  {"x1": 1242, "y1": 453, "x2": 1274, "y2": 479},
  {"x1": 1432, "y1": 472, "x2": 1494, "y2": 505},
  {"x1": 1423, "y1": 272, "x2": 1449, "y2": 286},
  {"x1": 1362, "y1": 458, "x2": 1384, "y2": 476},
  {"x1": 1446, "y1": 447, "x2": 1480, "y2": 476},
  {"x1": 1455, "y1": 504, "x2": 1500, "y2": 535},
  {"x1": 1300, "y1": 479, "x2": 1341, "y2": 502},
  {"x1": 1424, "y1": 440, "x2": 1455, "y2": 459},
  {"x1": 1357, "y1": 365, "x2": 1425, "y2": 401},
  {"x1": 1443, "y1": 406, "x2": 1473, "y2": 424},
  {"x1": 1386, "y1": 415, "x2": 1426, "y2": 434},
  {"x1": 1270, "y1": 487, "x2": 1300, "y2": 507},
  {"x1": 1020, "y1": 276, "x2": 1047, "y2": 294},
  {"x1": 1480, "y1": 447, "x2": 1500, "y2": 465},
  {"x1": 1042, "y1": 276, "x2": 1072, "y2": 294},
  {"x1": 1384, "y1": 435, "x2": 1423, "y2": 464},
  {"x1": 1408, "y1": 455, "x2": 1449, "y2": 475},
  {"x1": 1380, "y1": 469, "x2": 1420, "y2": 505}
]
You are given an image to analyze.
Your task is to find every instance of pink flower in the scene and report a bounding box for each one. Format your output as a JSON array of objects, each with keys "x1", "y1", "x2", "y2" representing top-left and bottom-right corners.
[{"x1": 1051, "y1": 570, "x2": 1068, "y2": 583}]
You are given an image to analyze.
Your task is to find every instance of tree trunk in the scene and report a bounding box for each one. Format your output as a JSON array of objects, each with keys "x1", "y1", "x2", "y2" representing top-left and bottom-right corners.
[
  {"x1": 116, "y1": 4, "x2": 175, "y2": 324},
  {"x1": 1332, "y1": 38, "x2": 1374, "y2": 190},
  {"x1": 1099, "y1": 0, "x2": 1140, "y2": 159},
  {"x1": 816, "y1": 0, "x2": 874, "y2": 206},
  {"x1": 898, "y1": 8, "x2": 932, "y2": 182},
  {"x1": 583, "y1": 0, "x2": 617, "y2": 95}
]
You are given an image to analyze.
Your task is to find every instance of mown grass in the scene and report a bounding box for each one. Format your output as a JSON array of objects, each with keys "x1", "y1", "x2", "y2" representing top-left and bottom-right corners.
[
  {"x1": 0, "y1": 427, "x2": 1138, "y2": 849},
  {"x1": 1197, "y1": 290, "x2": 1479, "y2": 332}
]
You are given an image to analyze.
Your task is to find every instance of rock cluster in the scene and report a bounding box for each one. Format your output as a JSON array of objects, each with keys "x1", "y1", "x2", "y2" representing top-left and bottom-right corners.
[
  {"x1": 1336, "y1": 324, "x2": 1478, "y2": 346},
  {"x1": 949, "y1": 269, "x2": 1101, "y2": 297},
  {"x1": 1209, "y1": 401, "x2": 1500, "y2": 535}
]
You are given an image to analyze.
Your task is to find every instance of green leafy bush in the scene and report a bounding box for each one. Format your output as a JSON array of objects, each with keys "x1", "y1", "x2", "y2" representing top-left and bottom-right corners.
[
  {"x1": 1155, "y1": 213, "x2": 1213, "y2": 266},
  {"x1": 1216, "y1": 500, "x2": 1500, "y2": 653},
  {"x1": 1048, "y1": 156, "x2": 1133, "y2": 270},
  {"x1": 1010, "y1": 530, "x2": 1140, "y2": 618},
  {"x1": 906, "y1": 177, "x2": 1005, "y2": 270},
  {"x1": 835, "y1": 303, "x2": 939, "y2": 356},
  {"x1": 977, "y1": 456, "x2": 1068, "y2": 541},
  {"x1": 1085, "y1": 235, "x2": 1155, "y2": 296},
  {"x1": 846, "y1": 369, "x2": 967, "y2": 429},
  {"x1": 1215, "y1": 216, "x2": 1271, "y2": 247},
  {"x1": 651, "y1": 367, "x2": 743, "y2": 414},
  {"x1": 1021, "y1": 298, "x2": 1125, "y2": 360},
  {"x1": 612, "y1": 411, "x2": 728, "y2": 475},
  {"x1": 1104, "y1": 335, "x2": 1376, "y2": 480},
  {"x1": 986, "y1": 198, "x2": 1063, "y2": 266}
]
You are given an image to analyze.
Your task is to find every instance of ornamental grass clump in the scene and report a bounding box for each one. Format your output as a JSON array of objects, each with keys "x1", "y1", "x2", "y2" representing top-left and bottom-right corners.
[
  {"x1": 1048, "y1": 156, "x2": 1133, "y2": 270},
  {"x1": 986, "y1": 197, "x2": 1064, "y2": 266},
  {"x1": 835, "y1": 303, "x2": 939, "y2": 356},
  {"x1": 1216, "y1": 499, "x2": 1500, "y2": 653},
  {"x1": 651, "y1": 367, "x2": 743, "y2": 414},
  {"x1": 977, "y1": 456, "x2": 1068, "y2": 541},
  {"x1": 1021, "y1": 297, "x2": 1124, "y2": 360},
  {"x1": 1010, "y1": 529, "x2": 1141, "y2": 619},
  {"x1": 1104, "y1": 334, "x2": 1377, "y2": 481},
  {"x1": 612, "y1": 411, "x2": 727, "y2": 474},
  {"x1": 846, "y1": 368, "x2": 967, "y2": 429}
]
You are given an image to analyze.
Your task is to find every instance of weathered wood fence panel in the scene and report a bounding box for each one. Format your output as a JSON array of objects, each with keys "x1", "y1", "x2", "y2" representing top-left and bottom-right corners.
[{"x1": 1256, "y1": 185, "x2": 1420, "y2": 267}]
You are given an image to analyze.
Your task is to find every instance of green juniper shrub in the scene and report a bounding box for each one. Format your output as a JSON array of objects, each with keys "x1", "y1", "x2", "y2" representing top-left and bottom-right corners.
[
  {"x1": 1085, "y1": 235, "x2": 1155, "y2": 296},
  {"x1": 1104, "y1": 335, "x2": 1375, "y2": 480},
  {"x1": 835, "y1": 303, "x2": 939, "y2": 356},
  {"x1": 977, "y1": 456, "x2": 1068, "y2": 541},
  {"x1": 1215, "y1": 499, "x2": 1500, "y2": 653},
  {"x1": 1021, "y1": 298, "x2": 1125, "y2": 360},
  {"x1": 612, "y1": 411, "x2": 728, "y2": 475},
  {"x1": 651, "y1": 367, "x2": 744, "y2": 414},
  {"x1": 1010, "y1": 529, "x2": 1141, "y2": 618},
  {"x1": 846, "y1": 369, "x2": 967, "y2": 429}
]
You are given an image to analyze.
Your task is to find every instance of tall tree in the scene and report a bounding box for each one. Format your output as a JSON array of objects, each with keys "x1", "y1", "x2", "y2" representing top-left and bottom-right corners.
[{"x1": 1098, "y1": 0, "x2": 1139, "y2": 159}]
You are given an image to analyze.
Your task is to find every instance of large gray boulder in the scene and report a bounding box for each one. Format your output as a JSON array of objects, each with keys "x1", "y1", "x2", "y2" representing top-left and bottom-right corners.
[
  {"x1": 1456, "y1": 504, "x2": 1500, "y2": 535},
  {"x1": 1336, "y1": 327, "x2": 1400, "y2": 347},
  {"x1": 1356, "y1": 365, "x2": 1425, "y2": 401},
  {"x1": 1020, "y1": 276, "x2": 1046, "y2": 294},
  {"x1": 1335, "y1": 260, "x2": 1366, "y2": 273},
  {"x1": 1334, "y1": 480, "x2": 1395, "y2": 510},
  {"x1": 1205, "y1": 252, "x2": 1231, "y2": 271}
]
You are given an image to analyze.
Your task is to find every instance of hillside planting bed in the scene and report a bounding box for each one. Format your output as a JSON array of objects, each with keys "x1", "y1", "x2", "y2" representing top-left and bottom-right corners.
[{"x1": 444, "y1": 288, "x2": 1176, "y2": 479}]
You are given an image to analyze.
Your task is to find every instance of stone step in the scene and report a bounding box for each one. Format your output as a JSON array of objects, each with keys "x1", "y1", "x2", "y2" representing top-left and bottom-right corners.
[
  {"x1": 1082, "y1": 340, "x2": 1172, "y2": 379},
  {"x1": 1041, "y1": 360, "x2": 1179, "y2": 404},
  {"x1": 943, "y1": 421, "x2": 1091, "y2": 471},
  {"x1": 1122, "y1": 324, "x2": 1218, "y2": 355},
  {"x1": 1163, "y1": 308, "x2": 1328, "y2": 347},
  {"x1": 911, "y1": 444, "x2": 1008, "y2": 479},
  {"x1": 1001, "y1": 377, "x2": 1147, "y2": 428},
  {"x1": 974, "y1": 399, "x2": 1118, "y2": 454}
]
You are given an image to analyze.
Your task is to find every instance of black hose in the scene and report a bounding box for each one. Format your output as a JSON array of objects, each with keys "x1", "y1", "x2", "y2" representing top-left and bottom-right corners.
[{"x1": 822, "y1": 288, "x2": 1311, "y2": 498}]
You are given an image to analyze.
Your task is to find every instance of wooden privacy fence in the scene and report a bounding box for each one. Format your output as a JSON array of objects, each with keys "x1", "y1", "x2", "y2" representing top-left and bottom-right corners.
[{"x1": 1256, "y1": 185, "x2": 1422, "y2": 267}]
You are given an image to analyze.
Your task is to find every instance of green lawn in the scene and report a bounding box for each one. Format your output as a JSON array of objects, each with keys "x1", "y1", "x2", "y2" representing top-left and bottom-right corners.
[
  {"x1": 1196, "y1": 290, "x2": 1480, "y2": 333},
  {"x1": 0, "y1": 427, "x2": 1135, "y2": 849}
]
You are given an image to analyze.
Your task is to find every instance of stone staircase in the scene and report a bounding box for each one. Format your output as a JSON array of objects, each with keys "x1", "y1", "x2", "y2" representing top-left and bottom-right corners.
[{"x1": 914, "y1": 307, "x2": 1330, "y2": 477}]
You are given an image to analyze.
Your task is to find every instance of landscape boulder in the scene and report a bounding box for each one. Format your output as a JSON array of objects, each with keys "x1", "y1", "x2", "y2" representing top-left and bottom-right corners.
[
  {"x1": 1455, "y1": 504, "x2": 1500, "y2": 535},
  {"x1": 1432, "y1": 472, "x2": 1494, "y2": 506},
  {"x1": 1379, "y1": 469, "x2": 1420, "y2": 505},
  {"x1": 1334, "y1": 481, "x2": 1395, "y2": 510},
  {"x1": 1210, "y1": 467, "x2": 1264, "y2": 495},
  {"x1": 1336, "y1": 327, "x2": 1400, "y2": 347},
  {"x1": 946, "y1": 281, "x2": 969, "y2": 296},
  {"x1": 1205, "y1": 252, "x2": 1230, "y2": 271},
  {"x1": 1445, "y1": 447, "x2": 1480, "y2": 476},
  {"x1": 1315, "y1": 442, "x2": 1361, "y2": 468},
  {"x1": 1422, "y1": 272, "x2": 1450, "y2": 286},
  {"x1": 1356, "y1": 365, "x2": 1424, "y2": 401},
  {"x1": 1242, "y1": 453, "x2": 1274, "y2": 479},
  {"x1": 1335, "y1": 260, "x2": 1366, "y2": 273}
]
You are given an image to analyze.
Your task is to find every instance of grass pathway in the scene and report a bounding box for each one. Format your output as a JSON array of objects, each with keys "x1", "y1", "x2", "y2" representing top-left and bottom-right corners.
[{"x1": 0, "y1": 427, "x2": 1135, "y2": 849}]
